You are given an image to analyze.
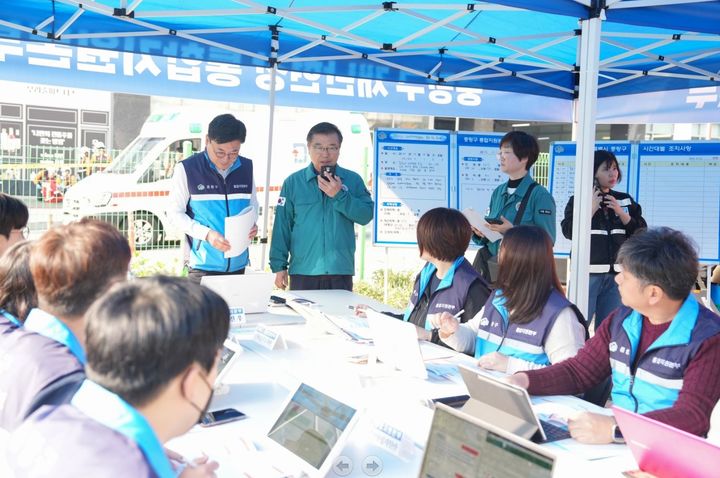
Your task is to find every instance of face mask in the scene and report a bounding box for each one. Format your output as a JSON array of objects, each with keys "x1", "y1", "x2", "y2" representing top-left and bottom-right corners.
[{"x1": 186, "y1": 371, "x2": 214, "y2": 424}]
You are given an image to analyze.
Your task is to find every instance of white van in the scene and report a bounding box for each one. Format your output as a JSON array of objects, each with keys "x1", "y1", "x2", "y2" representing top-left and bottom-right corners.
[{"x1": 62, "y1": 109, "x2": 372, "y2": 247}]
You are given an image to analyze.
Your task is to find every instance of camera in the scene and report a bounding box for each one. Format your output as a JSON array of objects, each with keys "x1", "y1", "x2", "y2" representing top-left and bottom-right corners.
[{"x1": 593, "y1": 179, "x2": 609, "y2": 208}]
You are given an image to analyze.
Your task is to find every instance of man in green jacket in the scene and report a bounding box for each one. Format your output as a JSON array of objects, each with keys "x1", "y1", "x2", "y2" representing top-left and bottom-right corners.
[{"x1": 270, "y1": 122, "x2": 374, "y2": 291}]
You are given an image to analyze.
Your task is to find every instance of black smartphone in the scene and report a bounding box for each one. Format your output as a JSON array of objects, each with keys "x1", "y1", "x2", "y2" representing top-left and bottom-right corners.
[
  {"x1": 484, "y1": 216, "x2": 504, "y2": 225},
  {"x1": 199, "y1": 408, "x2": 247, "y2": 427},
  {"x1": 320, "y1": 164, "x2": 336, "y2": 180},
  {"x1": 269, "y1": 295, "x2": 286, "y2": 305}
]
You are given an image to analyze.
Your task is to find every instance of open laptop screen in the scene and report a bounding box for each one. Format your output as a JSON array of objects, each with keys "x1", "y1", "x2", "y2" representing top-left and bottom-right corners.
[
  {"x1": 420, "y1": 405, "x2": 554, "y2": 478},
  {"x1": 268, "y1": 383, "x2": 357, "y2": 470}
]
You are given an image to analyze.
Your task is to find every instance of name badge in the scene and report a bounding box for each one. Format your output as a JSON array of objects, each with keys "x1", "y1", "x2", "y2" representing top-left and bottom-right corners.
[
  {"x1": 253, "y1": 324, "x2": 286, "y2": 351},
  {"x1": 229, "y1": 307, "x2": 246, "y2": 328}
]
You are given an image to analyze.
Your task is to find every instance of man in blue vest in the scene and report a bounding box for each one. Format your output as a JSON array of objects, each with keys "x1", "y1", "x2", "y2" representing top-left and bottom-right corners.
[
  {"x1": 168, "y1": 114, "x2": 258, "y2": 283},
  {"x1": 508, "y1": 227, "x2": 720, "y2": 443},
  {"x1": 270, "y1": 122, "x2": 373, "y2": 291},
  {"x1": 0, "y1": 219, "x2": 131, "y2": 431},
  {"x1": 8, "y1": 276, "x2": 227, "y2": 477}
]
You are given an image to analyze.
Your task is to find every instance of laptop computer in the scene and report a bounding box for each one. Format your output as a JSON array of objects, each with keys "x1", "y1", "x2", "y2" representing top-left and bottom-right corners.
[
  {"x1": 613, "y1": 406, "x2": 720, "y2": 478},
  {"x1": 365, "y1": 310, "x2": 433, "y2": 379},
  {"x1": 200, "y1": 272, "x2": 275, "y2": 314},
  {"x1": 419, "y1": 403, "x2": 556, "y2": 478},
  {"x1": 457, "y1": 364, "x2": 571, "y2": 443},
  {"x1": 264, "y1": 382, "x2": 360, "y2": 478}
]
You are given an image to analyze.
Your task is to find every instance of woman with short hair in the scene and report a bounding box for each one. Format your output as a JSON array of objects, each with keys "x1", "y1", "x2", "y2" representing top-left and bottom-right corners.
[{"x1": 404, "y1": 207, "x2": 491, "y2": 344}]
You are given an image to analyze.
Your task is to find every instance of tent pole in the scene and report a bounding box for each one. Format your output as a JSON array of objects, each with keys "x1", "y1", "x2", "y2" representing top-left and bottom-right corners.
[
  {"x1": 259, "y1": 64, "x2": 277, "y2": 271},
  {"x1": 568, "y1": 16, "x2": 601, "y2": 322}
]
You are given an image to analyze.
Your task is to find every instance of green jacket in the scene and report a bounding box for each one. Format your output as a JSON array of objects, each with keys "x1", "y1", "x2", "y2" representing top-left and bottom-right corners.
[
  {"x1": 478, "y1": 174, "x2": 556, "y2": 256},
  {"x1": 269, "y1": 163, "x2": 374, "y2": 275}
]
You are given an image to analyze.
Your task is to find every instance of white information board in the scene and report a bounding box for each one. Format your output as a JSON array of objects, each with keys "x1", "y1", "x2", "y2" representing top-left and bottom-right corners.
[
  {"x1": 373, "y1": 129, "x2": 452, "y2": 245},
  {"x1": 549, "y1": 142, "x2": 632, "y2": 256},
  {"x1": 456, "y1": 133, "x2": 505, "y2": 214},
  {"x1": 636, "y1": 142, "x2": 720, "y2": 262}
]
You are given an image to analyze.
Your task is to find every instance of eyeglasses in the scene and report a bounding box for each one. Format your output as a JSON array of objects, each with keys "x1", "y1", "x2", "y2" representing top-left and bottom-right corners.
[
  {"x1": 12, "y1": 227, "x2": 29, "y2": 239},
  {"x1": 311, "y1": 145, "x2": 340, "y2": 154},
  {"x1": 210, "y1": 142, "x2": 239, "y2": 160}
]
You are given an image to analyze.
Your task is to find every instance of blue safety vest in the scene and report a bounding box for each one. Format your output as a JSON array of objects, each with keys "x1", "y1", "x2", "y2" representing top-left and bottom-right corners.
[
  {"x1": 403, "y1": 257, "x2": 480, "y2": 329},
  {"x1": 474, "y1": 289, "x2": 572, "y2": 363},
  {"x1": 1, "y1": 308, "x2": 22, "y2": 327},
  {"x1": 183, "y1": 151, "x2": 254, "y2": 272},
  {"x1": 608, "y1": 295, "x2": 720, "y2": 414},
  {"x1": 72, "y1": 380, "x2": 175, "y2": 478},
  {"x1": 24, "y1": 308, "x2": 86, "y2": 365}
]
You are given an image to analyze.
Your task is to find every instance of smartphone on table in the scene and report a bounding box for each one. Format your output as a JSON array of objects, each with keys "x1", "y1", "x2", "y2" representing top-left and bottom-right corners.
[
  {"x1": 484, "y1": 216, "x2": 504, "y2": 225},
  {"x1": 199, "y1": 408, "x2": 247, "y2": 427}
]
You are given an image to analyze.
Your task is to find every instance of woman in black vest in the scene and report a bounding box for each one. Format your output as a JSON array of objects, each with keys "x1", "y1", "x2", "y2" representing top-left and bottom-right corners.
[
  {"x1": 436, "y1": 225, "x2": 585, "y2": 373},
  {"x1": 561, "y1": 150, "x2": 646, "y2": 331}
]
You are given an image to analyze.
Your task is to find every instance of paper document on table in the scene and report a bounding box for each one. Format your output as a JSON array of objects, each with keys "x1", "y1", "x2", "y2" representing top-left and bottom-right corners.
[
  {"x1": 224, "y1": 205, "x2": 256, "y2": 258},
  {"x1": 462, "y1": 208, "x2": 502, "y2": 243}
]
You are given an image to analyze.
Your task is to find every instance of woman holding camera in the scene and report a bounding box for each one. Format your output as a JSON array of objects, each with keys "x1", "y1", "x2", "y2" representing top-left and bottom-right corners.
[
  {"x1": 435, "y1": 225, "x2": 586, "y2": 373},
  {"x1": 561, "y1": 149, "x2": 646, "y2": 331}
]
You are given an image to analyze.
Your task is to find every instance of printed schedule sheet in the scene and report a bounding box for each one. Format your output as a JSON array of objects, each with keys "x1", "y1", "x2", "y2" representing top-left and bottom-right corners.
[
  {"x1": 373, "y1": 129, "x2": 451, "y2": 245},
  {"x1": 636, "y1": 142, "x2": 720, "y2": 262}
]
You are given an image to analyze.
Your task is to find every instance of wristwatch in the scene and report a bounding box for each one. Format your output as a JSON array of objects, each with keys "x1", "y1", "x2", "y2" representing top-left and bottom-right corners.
[{"x1": 611, "y1": 423, "x2": 625, "y2": 444}]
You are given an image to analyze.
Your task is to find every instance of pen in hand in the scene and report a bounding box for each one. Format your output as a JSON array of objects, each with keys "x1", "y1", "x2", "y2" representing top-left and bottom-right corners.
[{"x1": 452, "y1": 309, "x2": 465, "y2": 321}]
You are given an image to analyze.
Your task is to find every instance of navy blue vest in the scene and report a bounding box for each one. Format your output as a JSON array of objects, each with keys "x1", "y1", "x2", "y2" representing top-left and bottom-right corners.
[
  {"x1": 404, "y1": 257, "x2": 480, "y2": 330},
  {"x1": 474, "y1": 289, "x2": 572, "y2": 363},
  {"x1": 608, "y1": 295, "x2": 720, "y2": 414},
  {"x1": 183, "y1": 151, "x2": 254, "y2": 272}
]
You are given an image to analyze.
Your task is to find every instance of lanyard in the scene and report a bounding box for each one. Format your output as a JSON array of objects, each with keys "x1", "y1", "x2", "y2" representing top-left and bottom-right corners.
[
  {"x1": 72, "y1": 380, "x2": 176, "y2": 478},
  {"x1": 24, "y1": 308, "x2": 86, "y2": 364}
]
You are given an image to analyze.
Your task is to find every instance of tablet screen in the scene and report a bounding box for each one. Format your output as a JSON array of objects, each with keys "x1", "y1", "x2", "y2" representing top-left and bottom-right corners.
[{"x1": 268, "y1": 384, "x2": 356, "y2": 469}]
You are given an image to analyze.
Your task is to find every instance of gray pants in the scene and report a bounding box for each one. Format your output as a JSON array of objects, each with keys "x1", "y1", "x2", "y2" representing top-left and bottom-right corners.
[{"x1": 289, "y1": 274, "x2": 352, "y2": 291}]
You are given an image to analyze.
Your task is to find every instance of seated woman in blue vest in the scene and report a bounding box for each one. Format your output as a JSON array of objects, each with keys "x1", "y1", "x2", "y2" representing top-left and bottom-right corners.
[
  {"x1": 403, "y1": 208, "x2": 491, "y2": 344},
  {"x1": 436, "y1": 225, "x2": 586, "y2": 372},
  {"x1": 356, "y1": 208, "x2": 490, "y2": 344}
]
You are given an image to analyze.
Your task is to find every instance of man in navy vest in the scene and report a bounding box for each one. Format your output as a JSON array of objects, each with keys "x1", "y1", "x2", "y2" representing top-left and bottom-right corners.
[
  {"x1": 508, "y1": 227, "x2": 720, "y2": 443},
  {"x1": 0, "y1": 219, "x2": 131, "y2": 431},
  {"x1": 8, "y1": 276, "x2": 226, "y2": 477},
  {"x1": 168, "y1": 114, "x2": 258, "y2": 283}
]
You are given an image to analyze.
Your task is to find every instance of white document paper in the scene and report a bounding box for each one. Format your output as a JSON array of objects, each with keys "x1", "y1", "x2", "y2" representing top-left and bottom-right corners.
[
  {"x1": 462, "y1": 207, "x2": 503, "y2": 243},
  {"x1": 224, "y1": 205, "x2": 256, "y2": 258}
]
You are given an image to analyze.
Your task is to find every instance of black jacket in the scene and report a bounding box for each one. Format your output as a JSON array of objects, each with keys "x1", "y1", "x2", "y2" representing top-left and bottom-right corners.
[{"x1": 561, "y1": 190, "x2": 646, "y2": 272}]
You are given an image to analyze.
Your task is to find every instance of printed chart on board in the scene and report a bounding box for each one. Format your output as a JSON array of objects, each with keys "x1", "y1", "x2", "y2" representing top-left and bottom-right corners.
[
  {"x1": 636, "y1": 142, "x2": 720, "y2": 262},
  {"x1": 373, "y1": 129, "x2": 451, "y2": 245},
  {"x1": 456, "y1": 133, "x2": 505, "y2": 218},
  {"x1": 549, "y1": 142, "x2": 632, "y2": 256}
]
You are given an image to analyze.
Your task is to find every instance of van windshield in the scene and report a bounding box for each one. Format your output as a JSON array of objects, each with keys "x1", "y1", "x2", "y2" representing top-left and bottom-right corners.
[{"x1": 105, "y1": 137, "x2": 164, "y2": 174}]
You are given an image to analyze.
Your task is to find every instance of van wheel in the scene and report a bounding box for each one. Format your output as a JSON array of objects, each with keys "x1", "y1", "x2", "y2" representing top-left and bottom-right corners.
[{"x1": 131, "y1": 212, "x2": 161, "y2": 249}]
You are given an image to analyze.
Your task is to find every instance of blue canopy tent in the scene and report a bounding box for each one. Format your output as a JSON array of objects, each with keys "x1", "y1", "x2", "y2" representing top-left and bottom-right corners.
[{"x1": 1, "y1": 0, "x2": 718, "y2": 311}]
